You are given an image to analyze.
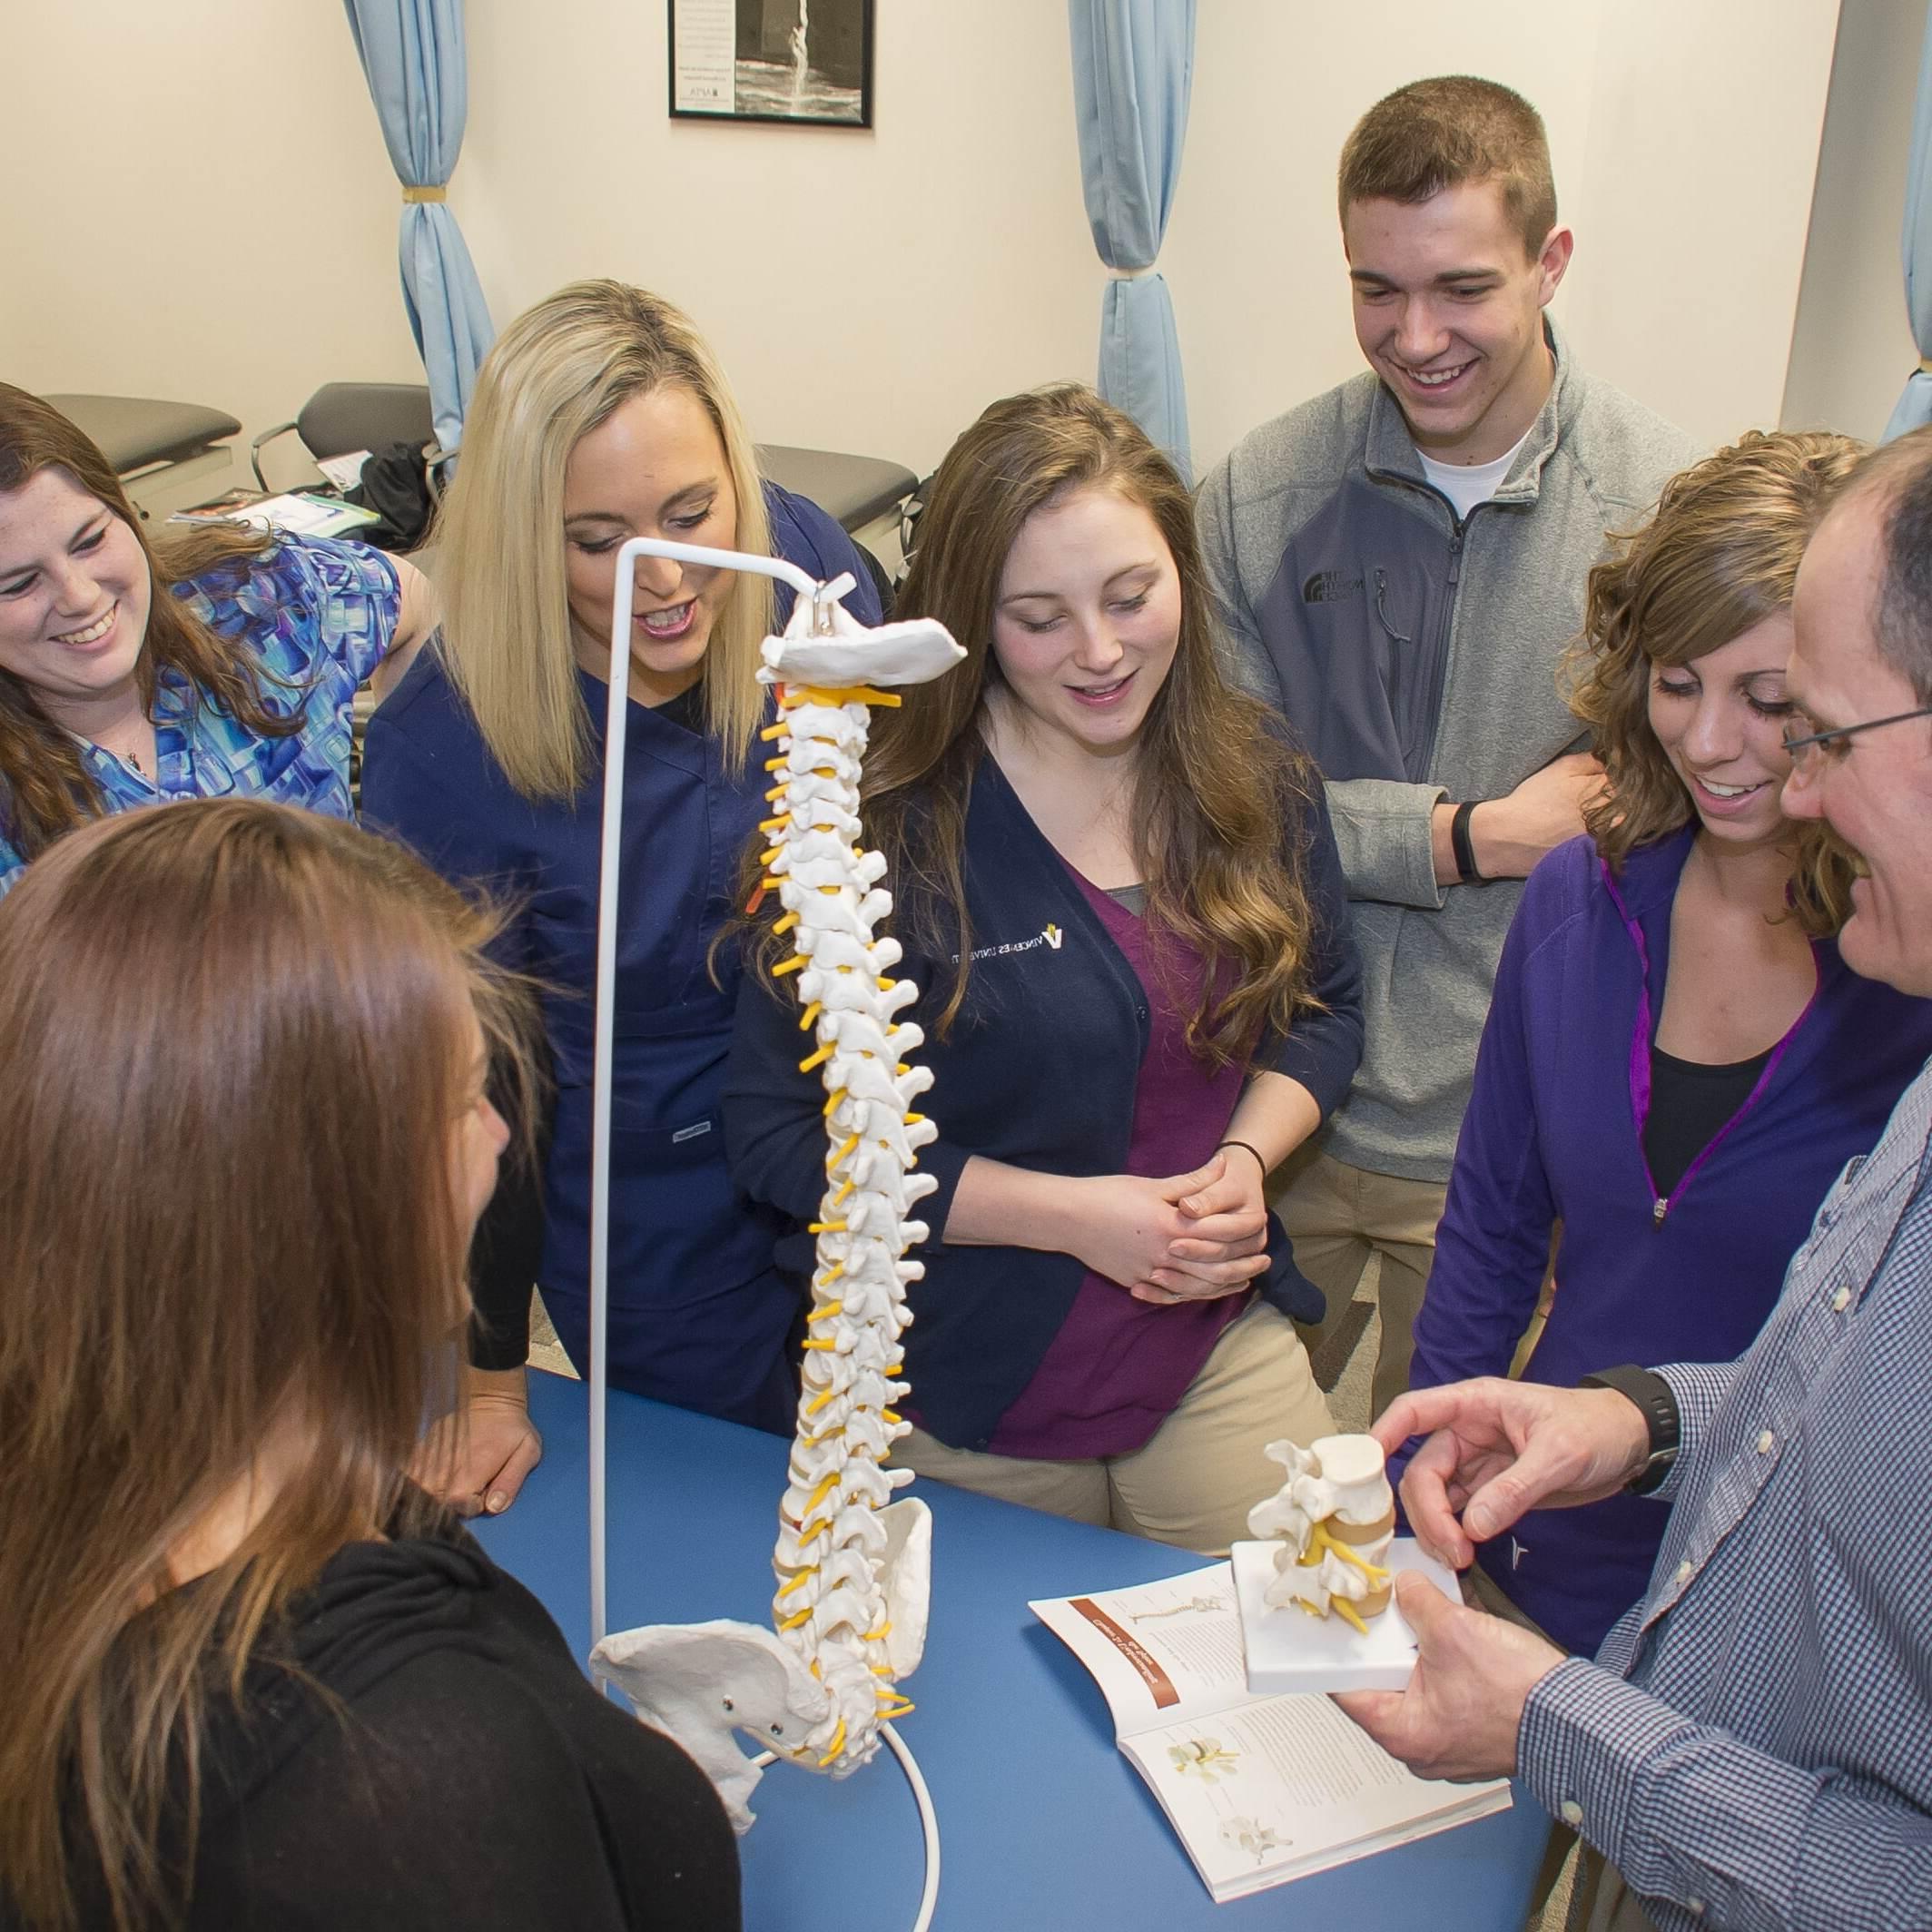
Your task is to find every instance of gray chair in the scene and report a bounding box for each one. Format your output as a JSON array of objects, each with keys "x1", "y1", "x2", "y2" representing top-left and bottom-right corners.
[
  {"x1": 44, "y1": 393, "x2": 243, "y2": 523},
  {"x1": 251, "y1": 382, "x2": 446, "y2": 493},
  {"x1": 45, "y1": 393, "x2": 242, "y2": 475},
  {"x1": 755, "y1": 445, "x2": 916, "y2": 537}
]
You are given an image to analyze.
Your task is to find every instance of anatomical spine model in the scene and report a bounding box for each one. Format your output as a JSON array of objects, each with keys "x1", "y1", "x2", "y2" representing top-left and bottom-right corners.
[
  {"x1": 754, "y1": 600, "x2": 963, "y2": 1776},
  {"x1": 592, "y1": 569, "x2": 963, "y2": 1828},
  {"x1": 1246, "y1": 1434, "x2": 1395, "y2": 1634}
]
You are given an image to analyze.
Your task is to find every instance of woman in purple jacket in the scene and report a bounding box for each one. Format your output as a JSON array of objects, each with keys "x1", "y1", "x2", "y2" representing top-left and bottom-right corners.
[{"x1": 1405, "y1": 431, "x2": 1932, "y2": 1657}]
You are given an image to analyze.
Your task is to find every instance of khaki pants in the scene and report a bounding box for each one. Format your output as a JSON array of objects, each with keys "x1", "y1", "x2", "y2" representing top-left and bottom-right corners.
[
  {"x1": 1565, "y1": 1854, "x2": 1663, "y2": 1932},
  {"x1": 897, "y1": 1300, "x2": 1335, "y2": 1554},
  {"x1": 1272, "y1": 1147, "x2": 1446, "y2": 1419}
]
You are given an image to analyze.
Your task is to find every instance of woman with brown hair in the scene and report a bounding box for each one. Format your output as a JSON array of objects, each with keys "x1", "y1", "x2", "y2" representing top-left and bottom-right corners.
[
  {"x1": 0, "y1": 800, "x2": 737, "y2": 1932},
  {"x1": 1404, "y1": 431, "x2": 1932, "y2": 1656},
  {"x1": 726, "y1": 384, "x2": 1362, "y2": 1554},
  {"x1": 0, "y1": 386, "x2": 434, "y2": 895}
]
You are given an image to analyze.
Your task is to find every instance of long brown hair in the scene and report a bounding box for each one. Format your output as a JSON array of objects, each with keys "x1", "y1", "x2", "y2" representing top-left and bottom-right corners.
[
  {"x1": 0, "y1": 385, "x2": 297, "y2": 863},
  {"x1": 0, "y1": 800, "x2": 537, "y2": 1932},
  {"x1": 855, "y1": 383, "x2": 1321, "y2": 1066},
  {"x1": 1564, "y1": 429, "x2": 1864, "y2": 935}
]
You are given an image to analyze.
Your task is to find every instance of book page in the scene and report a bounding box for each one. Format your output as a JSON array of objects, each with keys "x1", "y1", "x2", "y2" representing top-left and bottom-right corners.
[
  {"x1": 1118, "y1": 1697, "x2": 1510, "y2": 1902},
  {"x1": 1029, "y1": 1564, "x2": 1247, "y2": 1734}
]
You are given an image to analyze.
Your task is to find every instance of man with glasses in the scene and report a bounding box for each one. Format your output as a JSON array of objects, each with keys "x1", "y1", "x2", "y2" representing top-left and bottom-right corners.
[{"x1": 1331, "y1": 427, "x2": 1932, "y2": 1932}]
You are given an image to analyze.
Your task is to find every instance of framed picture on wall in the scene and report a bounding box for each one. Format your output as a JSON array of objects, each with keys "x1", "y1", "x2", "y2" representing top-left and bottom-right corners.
[{"x1": 669, "y1": 0, "x2": 874, "y2": 128}]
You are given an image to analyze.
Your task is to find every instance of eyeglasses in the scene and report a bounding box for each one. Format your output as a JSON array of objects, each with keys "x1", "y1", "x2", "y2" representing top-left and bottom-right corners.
[{"x1": 1780, "y1": 705, "x2": 1932, "y2": 770}]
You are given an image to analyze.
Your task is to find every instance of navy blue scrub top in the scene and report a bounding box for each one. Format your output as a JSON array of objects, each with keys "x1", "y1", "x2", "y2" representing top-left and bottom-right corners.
[{"x1": 363, "y1": 483, "x2": 882, "y2": 1430}]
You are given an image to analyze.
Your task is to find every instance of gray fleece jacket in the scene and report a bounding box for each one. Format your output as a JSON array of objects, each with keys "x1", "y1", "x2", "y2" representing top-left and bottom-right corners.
[{"x1": 1198, "y1": 323, "x2": 1697, "y2": 1183}]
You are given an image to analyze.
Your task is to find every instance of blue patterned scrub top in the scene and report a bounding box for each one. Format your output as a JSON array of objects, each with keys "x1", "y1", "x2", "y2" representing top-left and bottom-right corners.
[{"x1": 0, "y1": 533, "x2": 400, "y2": 896}]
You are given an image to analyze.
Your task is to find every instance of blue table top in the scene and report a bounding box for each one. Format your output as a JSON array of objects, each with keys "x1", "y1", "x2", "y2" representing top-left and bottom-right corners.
[{"x1": 474, "y1": 1370, "x2": 1549, "y2": 1930}]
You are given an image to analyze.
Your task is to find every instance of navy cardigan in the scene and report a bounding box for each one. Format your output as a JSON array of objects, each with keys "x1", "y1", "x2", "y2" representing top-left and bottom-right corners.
[{"x1": 724, "y1": 755, "x2": 1363, "y2": 1450}]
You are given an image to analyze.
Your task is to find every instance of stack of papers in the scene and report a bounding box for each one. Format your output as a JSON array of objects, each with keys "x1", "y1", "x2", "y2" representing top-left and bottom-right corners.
[{"x1": 172, "y1": 492, "x2": 380, "y2": 539}]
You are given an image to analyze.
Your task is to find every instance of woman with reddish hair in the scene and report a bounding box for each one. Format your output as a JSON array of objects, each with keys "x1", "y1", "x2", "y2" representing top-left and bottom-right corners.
[{"x1": 0, "y1": 384, "x2": 433, "y2": 895}]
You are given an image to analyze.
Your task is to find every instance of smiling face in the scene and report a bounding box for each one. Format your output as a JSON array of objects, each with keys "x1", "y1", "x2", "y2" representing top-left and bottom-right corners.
[
  {"x1": 0, "y1": 467, "x2": 153, "y2": 724},
  {"x1": 1344, "y1": 180, "x2": 1572, "y2": 465},
  {"x1": 1783, "y1": 497, "x2": 1932, "y2": 997},
  {"x1": 989, "y1": 484, "x2": 1182, "y2": 761},
  {"x1": 561, "y1": 386, "x2": 739, "y2": 707},
  {"x1": 1646, "y1": 613, "x2": 1799, "y2": 853}
]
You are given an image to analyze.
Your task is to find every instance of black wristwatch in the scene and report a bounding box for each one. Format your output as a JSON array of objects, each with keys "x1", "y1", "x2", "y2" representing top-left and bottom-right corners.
[
  {"x1": 1450, "y1": 800, "x2": 1485, "y2": 884},
  {"x1": 1579, "y1": 1365, "x2": 1681, "y2": 1495}
]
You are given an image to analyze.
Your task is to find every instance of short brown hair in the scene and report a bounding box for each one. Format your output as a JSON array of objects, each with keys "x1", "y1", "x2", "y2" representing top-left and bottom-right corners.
[
  {"x1": 1338, "y1": 75, "x2": 1556, "y2": 258},
  {"x1": 1564, "y1": 430, "x2": 1865, "y2": 933},
  {"x1": 0, "y1": 385, "x2": 292, "y2": 863},
  {"x1": 1828, "y1": 424, "x2": 1932, "y2": 706},
  {"x1": 0, "y1": 800, "x2": 537, "y2": 1932}
]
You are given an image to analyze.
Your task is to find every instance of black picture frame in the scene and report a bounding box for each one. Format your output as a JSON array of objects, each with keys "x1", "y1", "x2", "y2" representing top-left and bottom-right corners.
[{"x1": 668, "y1": 0, "x2": 874, "y2": 129}]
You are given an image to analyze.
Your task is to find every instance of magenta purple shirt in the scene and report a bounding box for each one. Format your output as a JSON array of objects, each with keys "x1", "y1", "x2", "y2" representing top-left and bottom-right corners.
[{"x1": 990, "y1": 865, "x2": 1250, "y2": 1459}]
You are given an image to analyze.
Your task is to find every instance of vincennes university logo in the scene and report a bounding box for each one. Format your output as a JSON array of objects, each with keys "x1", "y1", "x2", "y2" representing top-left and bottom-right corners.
[{"x1": 958, "y1": 922, "x2": 1064, "y2": 964}]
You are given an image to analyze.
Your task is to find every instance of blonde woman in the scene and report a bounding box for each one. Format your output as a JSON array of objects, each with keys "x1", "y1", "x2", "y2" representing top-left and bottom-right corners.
[
  {"x1": 727, "y1": 386, "x2": 1362, "y2": 1554},
  {"x1": 0, "y1": 801, "x2": 738, "y2": 1932},
  {"x1": 363, "y1": 282, "x2": 882, "y2": 1507},
  {"x1": 1404, "y1": 432, "x2": 1932, "y2": 1656}
]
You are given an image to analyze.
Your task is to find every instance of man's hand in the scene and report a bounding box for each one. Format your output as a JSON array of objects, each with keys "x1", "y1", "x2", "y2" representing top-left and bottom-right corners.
[
  {"x1": 1375, "y1": 1378, "x2": 1651, "y2": 1569},
  {"x1": 1458, "y1": 752, "x2": 1607, "y2": 882},
  {"x1": 413, "y1": 1365, "x2": 543, "y2": 1517},
  {"x1": 1333, "y1": 1572, "x2": 1566, "y2": 1782}
]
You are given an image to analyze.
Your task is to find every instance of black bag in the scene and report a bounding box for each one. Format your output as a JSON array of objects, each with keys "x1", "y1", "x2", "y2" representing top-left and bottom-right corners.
[{"x1": 345, "y1": 440, "x2": 439, "y2": 552}]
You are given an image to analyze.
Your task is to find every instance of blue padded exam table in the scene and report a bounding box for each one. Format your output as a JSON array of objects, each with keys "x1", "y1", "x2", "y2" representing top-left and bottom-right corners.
[{"x1": 474, "y1": 1371, "x2": 1551, "y2": 1929}]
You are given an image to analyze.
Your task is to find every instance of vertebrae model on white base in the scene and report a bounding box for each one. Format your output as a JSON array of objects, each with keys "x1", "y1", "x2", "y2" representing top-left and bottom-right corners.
[{"x1": 1246, "y1": 1434, "x2": 1396, "y2": 1633}]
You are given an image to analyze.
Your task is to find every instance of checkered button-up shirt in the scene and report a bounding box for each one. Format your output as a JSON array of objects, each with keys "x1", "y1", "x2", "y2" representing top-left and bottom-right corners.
[{"x1": 1518, "y1": 1058, "x2": 1932, "y2": 1931}]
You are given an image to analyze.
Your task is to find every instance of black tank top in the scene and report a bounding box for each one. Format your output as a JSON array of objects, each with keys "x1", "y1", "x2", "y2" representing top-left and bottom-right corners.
[{"x1": 1643, "y1": 1043, "x2": 1774, "y2": 1198}]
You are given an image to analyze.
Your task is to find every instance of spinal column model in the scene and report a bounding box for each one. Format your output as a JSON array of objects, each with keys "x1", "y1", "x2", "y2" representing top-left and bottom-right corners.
[
  {"x1": 754, "y1": 603, "x2": 965, "y2": 1776},
  {"x1": 590, "y1": 567, "x2": 963, "y2": 1834},
  {"x1": 1247, "y1": 1434, "x2": 1395, "y2": 1633}
]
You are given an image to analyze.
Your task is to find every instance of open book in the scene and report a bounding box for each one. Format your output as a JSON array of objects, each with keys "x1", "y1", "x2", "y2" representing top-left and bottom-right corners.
[{"x1": 1030, "y1": 1562, "x2": 1510, "y2": 1903}]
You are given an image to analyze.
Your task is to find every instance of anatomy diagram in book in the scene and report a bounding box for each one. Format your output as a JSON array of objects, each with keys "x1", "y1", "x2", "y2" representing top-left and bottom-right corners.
[
  {"x1": 1218, "y1": 1814, "x2": 1289, "y2": 1865},
  {"x1": 1168, "y1": 1737, "x2": 1241, "y2": 1782},
  {"x1": 1129, "y1": 1593, "x2": 1228, "y2": 1625}
]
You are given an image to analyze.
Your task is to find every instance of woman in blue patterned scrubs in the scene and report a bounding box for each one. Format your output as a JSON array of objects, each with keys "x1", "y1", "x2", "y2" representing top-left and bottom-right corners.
[
  {"x1": 0, "y1": 385, "x2": 433, "y2": 897},
  {"x1": 362, "y1": 282, "x2": 881, "y2": 1513}
]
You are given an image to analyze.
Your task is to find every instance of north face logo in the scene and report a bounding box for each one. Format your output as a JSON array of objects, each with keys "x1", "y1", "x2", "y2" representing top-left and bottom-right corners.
[{"x1": 1303, "y1": 569, "x2": 1364, "y2": 604}]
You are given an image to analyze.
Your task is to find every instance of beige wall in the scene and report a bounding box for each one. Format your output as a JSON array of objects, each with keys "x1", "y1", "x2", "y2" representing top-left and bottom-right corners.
[
  {"x1": 1780, "y1": 0, "x2": 1924, "y2": 440},
  {"x1": 0, "y1": 2, "x2": 1859, "y2": 490},
  {"x1": 0, "y1": 5, "x2": 421, "y2": 482},
  {"x1": 1169, "y1": 0, "x2": 1839, "y2": 469}
]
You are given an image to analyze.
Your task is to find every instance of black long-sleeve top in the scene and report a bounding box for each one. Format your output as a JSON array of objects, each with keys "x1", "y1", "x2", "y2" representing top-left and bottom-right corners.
[{"x1": 32, "y1": 1514, "x2": 739, "y2": 1931}]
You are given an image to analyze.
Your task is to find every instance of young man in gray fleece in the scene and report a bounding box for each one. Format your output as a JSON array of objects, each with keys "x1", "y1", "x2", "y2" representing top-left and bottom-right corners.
[{"x1": 1198, "y1": 76, "x2": 1697, "y2": 1416}]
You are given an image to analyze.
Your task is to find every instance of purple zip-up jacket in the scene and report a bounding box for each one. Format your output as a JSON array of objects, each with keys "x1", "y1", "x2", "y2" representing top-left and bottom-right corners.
[{"x1": 1403, "y1": 828, "x2": 1932, "y2": 1656}]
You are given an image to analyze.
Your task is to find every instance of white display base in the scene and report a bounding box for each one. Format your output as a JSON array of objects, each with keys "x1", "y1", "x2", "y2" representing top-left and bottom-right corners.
[{"x1": 1232, "y1": 1537, "x2": 1463, "y2": 1694}]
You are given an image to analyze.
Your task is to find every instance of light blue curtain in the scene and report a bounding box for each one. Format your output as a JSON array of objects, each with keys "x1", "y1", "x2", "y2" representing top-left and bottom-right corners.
[
  {"x1": 1069, "y1": 0, "x2": 1196, "y2": 482},
  {"x1": 344, "y1": 0, "x2": 495, "y2": 451},
  {"x1": 1886, "y1": 3, "x2": 1932, "y2": 440}
]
